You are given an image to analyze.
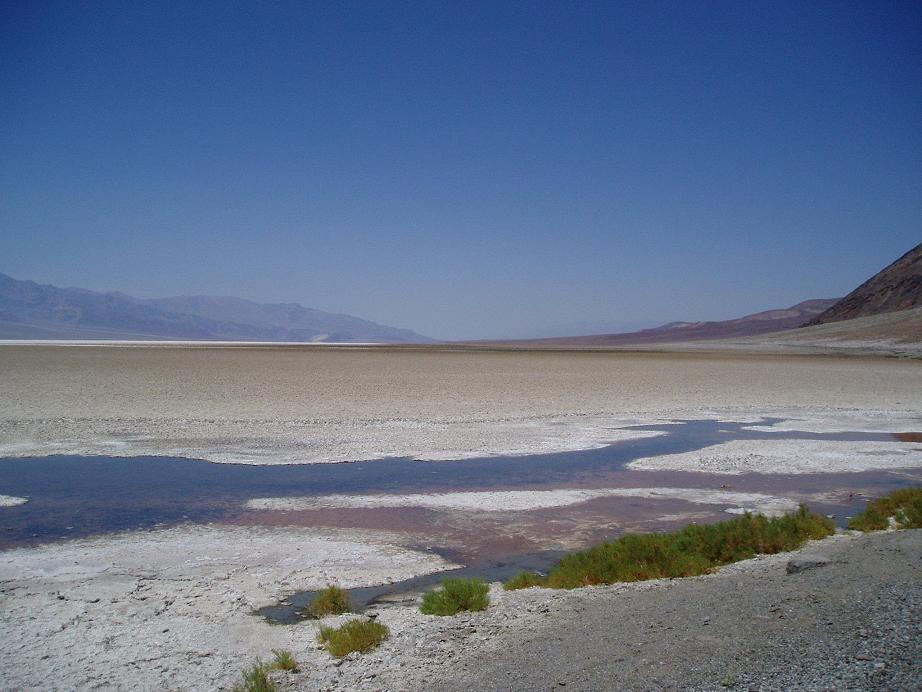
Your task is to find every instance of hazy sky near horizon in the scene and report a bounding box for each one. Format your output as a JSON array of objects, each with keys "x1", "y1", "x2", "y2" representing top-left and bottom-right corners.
[{"x1": 2, "y1": 1, "x2": 920, "y2": 340}]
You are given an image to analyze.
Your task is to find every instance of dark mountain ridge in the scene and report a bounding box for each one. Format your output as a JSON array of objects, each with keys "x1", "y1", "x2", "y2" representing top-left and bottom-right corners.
[{"x1": 807, "y1": 242, "x2": 922, "y2": 326}]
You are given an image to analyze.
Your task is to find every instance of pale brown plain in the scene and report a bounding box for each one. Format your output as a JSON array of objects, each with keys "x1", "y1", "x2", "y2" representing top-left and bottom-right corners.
[{"x1": 2, "y1": 344, "x2": 921, "y2": 464}]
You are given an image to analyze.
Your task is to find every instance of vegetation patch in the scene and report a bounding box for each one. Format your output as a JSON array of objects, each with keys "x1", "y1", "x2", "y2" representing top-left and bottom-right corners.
[
  {"x1": 503, "y1": 571, "x2": 547, "y2": 591},
  {"x1": 269, "y1": 649, "x2": 298, "y2": 672},
  {"x1": 318, "y1": 618, "x2": 390, "y2": 657},
  {"x1": 848, "y1": 487, "x2": 922, "y2": 532},
  {"x1": 308, "y1": 584, "x2": 352, "y2": 618},
  {"x1": 232, "y1": 660, "x2": 277, "y2": 692},
  {"x1": 420, "y1": 577, "x2": 490, "y2": 615},
  {"x1": 505, "y1": 506, "x2": 834, "y2": 590}
]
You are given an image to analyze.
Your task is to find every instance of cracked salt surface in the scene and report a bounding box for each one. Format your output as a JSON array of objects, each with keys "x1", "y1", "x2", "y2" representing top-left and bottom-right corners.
[
  {"x1": 5, "y1": 345, "x2": 921, "y2": 466},
  {"x1": 0, "y1": 417, "x2": 668, "y2": 466},
  {"x1": 742, "y1": 410, "x2": 922, "y2": 434},
  {"x1": 0, "y1": 524, "x2": 458, "y2": 690},
  {"x1": 246, "y1": 487, "x2": 798, "y2": 516}
]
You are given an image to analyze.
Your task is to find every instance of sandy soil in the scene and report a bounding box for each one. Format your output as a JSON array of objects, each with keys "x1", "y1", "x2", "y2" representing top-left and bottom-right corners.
[
  {"x1": 245, "y1": 487, "x2": 798, "y2": 516},
  {"x1": 0, "y1": 524, "x2": 457, "y2": 690},
  {"x1": 627, "y1": 439, "x2": 922, "y2": 475},
  {"x1": 2, "y1": 344, "x2": 921, "y2": 465}
]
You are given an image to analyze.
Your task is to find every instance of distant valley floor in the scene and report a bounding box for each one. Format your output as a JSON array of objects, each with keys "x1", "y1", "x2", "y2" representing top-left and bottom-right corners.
[{"x1": 2, "y1": 343, "x2": 922, "y2": 464}]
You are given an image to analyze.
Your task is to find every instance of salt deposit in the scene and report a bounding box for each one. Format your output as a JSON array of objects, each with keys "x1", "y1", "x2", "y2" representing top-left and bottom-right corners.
[
  {"x1": 0, "y1": 494, "x2": 27, "y2": 507},
  {"x1": 246, "y1": 487, "x2": 798, "y2": 516},
  {"x1": 628, "y1": 439, "x2": 922, "y2": 475}
]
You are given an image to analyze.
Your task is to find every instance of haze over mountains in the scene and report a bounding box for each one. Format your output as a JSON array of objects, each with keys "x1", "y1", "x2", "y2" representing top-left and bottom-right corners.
[
  {"x1": 2, "y1": 242, "x2": 919, "y2": 346},
  {"x1": 0, "y1": 273, "x2": 430, "y2": 343},
  {"x1": 506, "y1": 299, "x2": 840, "y2": 347}
]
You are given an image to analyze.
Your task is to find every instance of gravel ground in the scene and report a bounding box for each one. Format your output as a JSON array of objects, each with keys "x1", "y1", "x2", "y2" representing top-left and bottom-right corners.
[
  {"x1": 425, "y1": 530, "x2": 922, "y2": 692},
  {"x1": 181, "y1": 530, "x2": 922, "y2": 692}
]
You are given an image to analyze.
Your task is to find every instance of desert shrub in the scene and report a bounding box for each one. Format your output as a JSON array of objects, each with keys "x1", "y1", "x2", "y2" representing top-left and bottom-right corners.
[
  {"x1": 849, "y1": 487, "x2": 922, "y2": 532},
  {"x1": 308, "y1": 585, "x2": 352, "y2": 618},
  {"x1": 506, "y1": 506, "x2": 835, "y2": 590},
  {"x1": 420, "y1": 577, "x2": 490, "y2": 615},
  {"x1": 269, "y1": 648, "x2": 298, "y2": 672},
  {"x1": 232, "y1": 660, "x2": 276, "y2": 692},
  {"x1": 317, "y1": 618, "x2": 390, "y2": 657},
  {"x1": 503, "y1": 571, "x2": 548, "y2": 591}
]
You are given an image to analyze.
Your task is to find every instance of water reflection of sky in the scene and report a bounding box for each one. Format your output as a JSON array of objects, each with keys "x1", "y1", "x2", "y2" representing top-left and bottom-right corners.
[{"x1": 0, "y1": 419, "x2": 915, "y2": 550}]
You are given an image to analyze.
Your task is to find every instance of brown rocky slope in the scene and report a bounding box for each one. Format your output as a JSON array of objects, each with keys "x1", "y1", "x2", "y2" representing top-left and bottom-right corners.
[{"x1": 807, "y1": 241, "x2": 922, "y2": 326}]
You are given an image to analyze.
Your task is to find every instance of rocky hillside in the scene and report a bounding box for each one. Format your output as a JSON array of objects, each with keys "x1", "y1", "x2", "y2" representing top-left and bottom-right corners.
[{"x1": 808, "y1": 242, "x2": 922, "y2": 325}]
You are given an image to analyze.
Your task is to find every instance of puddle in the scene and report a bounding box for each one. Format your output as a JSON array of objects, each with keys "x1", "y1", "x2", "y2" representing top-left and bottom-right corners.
[
  {"x1": 250, "y1": 484, "x2": 899, "y2": 625},
  {"x1": 893, "y1": 432, "x2": 922, "y2": 443},
  {"x1": 256, "y1": 549, "x2": 568, "y2": 624},
  {"x1": 3, "y1": 417, "x2": 920, "y2": 625},
  {"x1": 0, "y1": 419, "x2": 913, "y2": 549}
]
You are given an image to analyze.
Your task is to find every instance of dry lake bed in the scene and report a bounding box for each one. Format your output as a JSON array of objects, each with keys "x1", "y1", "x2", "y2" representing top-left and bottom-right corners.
[{"x1": 1, "y1": 343, "x2": 921, "y2": 689}]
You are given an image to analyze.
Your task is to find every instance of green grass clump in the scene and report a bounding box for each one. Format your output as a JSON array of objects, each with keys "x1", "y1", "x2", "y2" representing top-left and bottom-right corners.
[
  {"x1": 848, "y1": 487, "x2": 922, "y2": 532},
  {"x1": 505, "y1": 506, "x2": 834, "y2": 590},
  {"x1": 503, "y1": 571, "x2": 548, "y2": 590},
  {"x1": 269, "y1": 648, "x2": 298, "y2": 672},
  {"x1": 317, "y1": 618, "x2": 390, "y2": 657},
  {"x1": 308, "y1": 584, "x2": 352, "y2": 618},
  {"x1": 420, "y1": 577, "x2": 490, "y2": 616},
  {"x1": 232, "y1": 661, "x2": 276, "y2": 692}
]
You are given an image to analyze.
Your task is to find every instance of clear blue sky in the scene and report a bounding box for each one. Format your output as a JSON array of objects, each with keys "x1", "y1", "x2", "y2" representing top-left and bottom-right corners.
[{"x1": 2, "y1": 1, "x2": 920, "y2": 339}]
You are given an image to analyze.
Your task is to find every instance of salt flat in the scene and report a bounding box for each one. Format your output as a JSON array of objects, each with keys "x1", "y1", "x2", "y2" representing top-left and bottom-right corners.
[
  {"x1": 2, "y1": 344, "x2": 921, "y2": 464},
  {"x1": 0, "y1": 524, "x2": 457, "y2": 690},
  {"x1": 627, "y1": 438, "x2": 922, "y2": 475},
  {"x1": 1, "y1": 343, "x2": 922, "y2": 690},
  {"x1": 246, "y1": 487, "x2": 798, "y2": 515}
]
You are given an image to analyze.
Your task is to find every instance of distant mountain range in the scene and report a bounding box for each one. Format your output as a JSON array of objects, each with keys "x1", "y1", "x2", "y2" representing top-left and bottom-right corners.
[
  {"x1": 0, "y1": 273, "x2": 431, "y2": 343},
  {"x1": 807, "y1": 242, "x2": 922, "y2": 326},
  {"x1": 5, "y1": 242, "x2": 918, "y2": 346},
  {"x1": 500, "y1": 299, "x2": 840, "y2": 347},
  {"x1": 494, "y1": 241, "x2": 922, "y2": 347}
]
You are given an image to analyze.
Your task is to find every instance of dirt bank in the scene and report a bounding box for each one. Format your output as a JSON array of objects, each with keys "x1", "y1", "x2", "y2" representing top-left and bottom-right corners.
[{"x1": 281, "y1": 530, "x2": 921, "y2": 691}]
